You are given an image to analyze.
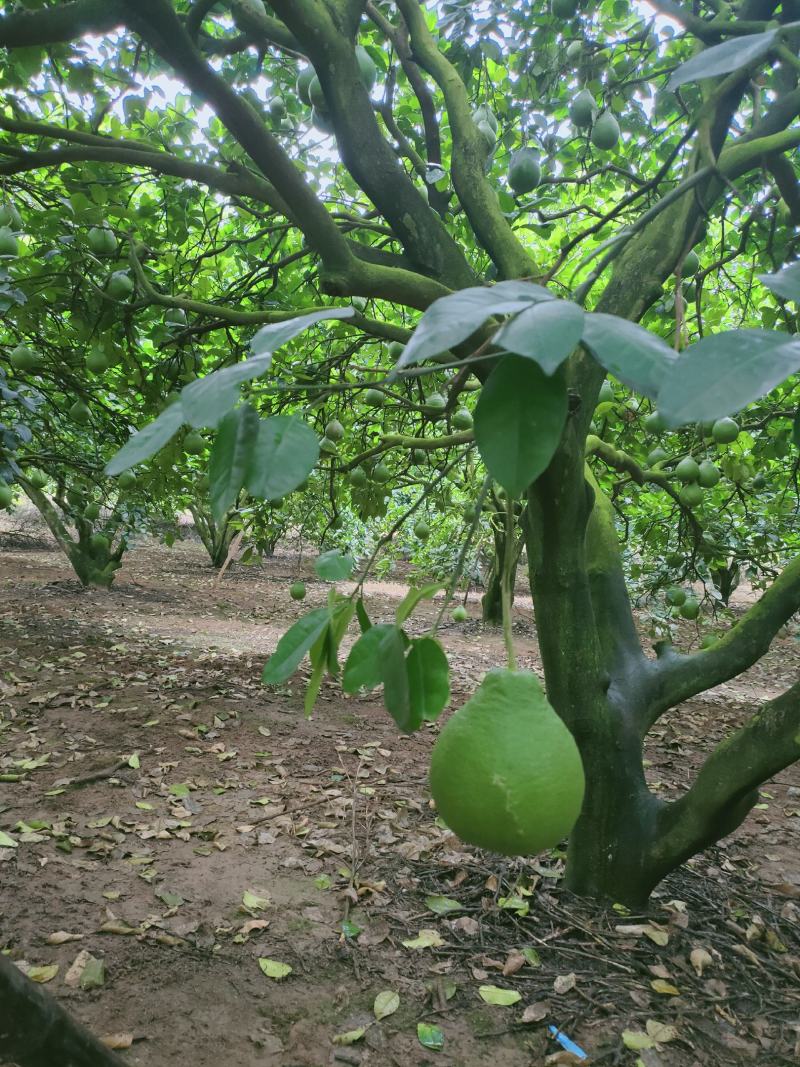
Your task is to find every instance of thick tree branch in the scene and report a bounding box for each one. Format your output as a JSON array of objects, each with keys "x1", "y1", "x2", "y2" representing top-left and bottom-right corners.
[
  {"x1": 642, "y1": 556, "x2": 800, "y2": 729},
  {"x1": 395, "y1": 0, "x2": 537, "y2": 281},
  {"x1": 0, "y1": 0, "x2": 123, "y2": 48},
  {"x1": 0, "y1": 952, "x2": 128, "y2": 1067},
  {"x1": 227, "y1": 0, "x2": 300, "y2": 52},
  {"x1": 650, "y1": 678, "x2": 800, "y2": 875}
]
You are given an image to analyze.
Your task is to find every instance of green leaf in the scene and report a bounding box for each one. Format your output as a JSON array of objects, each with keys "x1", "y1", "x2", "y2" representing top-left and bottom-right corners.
[
  {"x1": 668, "y1": 29, "x2": 779, "y2": 91},
  {"x1": 402, "y1": 928, "x2": 445, "y2": 949},
  {"x1": 332, "y1": 1027, "x2": 366, "y2": 1045},
  {"x1": 250, "y1": 308, "x2": 352, "y2": 358},
  {"x1": 314, "y1": 549, "x2": 355, "y2": 581},
  {"x1": 759, "y1": 263, "x2": 800, "y2": 303},
  {"x1": 373, "y1": 990, "x2": 400, "y2": 1020},
  {"x1": 425, "y1": 895, "x2": 462, "y2": 916},
  {"x1": 407, "y1": 637, "x2": 450, "y2": 722},
  {"x1": 262, "y1": 607, "x2": 330, "y2": 684},
  {"x1": 0, "y1": 831, "x2": 18, "y2": 848},
  {"x1": 304, "y1": 626, "x2": 330, "y2": 717},
  {"x1": 258, "y1": 958, "x2": 292, "y2": 979},
  {"x1": 79, "y1": 956, "x2": 105, "y2": 990},
  {"x1": 327, "y1": 598, "x2": 355, "y2": 678},
  {"x1": 474, "y1": 355, "x2": 567, "y2": 496},
  {"x1": 494, "y1": 299, "x2": 584, "y2": 374},
  {"x1": 209, "y1": 403, "x2": 259, "y2": 523},
  {"x1": 793, "y1": 410, "x2": 800, "y2": 449},
  {"x1": 355, "y1": 597, "x2": 372, "y2": 634},
  {"x1": 581, "y1": 314, "x2": 676, "y2": 397},
  {"x1": 478, "y1": 985, "x2": 522, "y2": 1006},
  {"x1": 246, "y1": 415, "x2": 320, "y2": 501},
  {"x1": 622, "y1": 1030, "x2": 655, "y2": 1051},
  {"x1": 658, "y1": 330, "x2": 800, "y2": 426},
  {"x1": 105, "y1": 403, "x2": 184, "y2": 475},
  {"x1": 242, "y1": 889, "x2": 270, "y2": 911},
  {"x1": 395, "y1": 582, "x2": 444, "y2": 625},
  {"x1": 394, "y1": 281, "x2": 552, "y2": 370},
  {"x1": 343, "y1": 624, "x2": 395, "y2": 693},
  {"x1": 380, "y1": 625, "x2": 416, "y2": 733},
  {"x1": 417, "y1": 1022, "x2": 445, "y2": 1051}
]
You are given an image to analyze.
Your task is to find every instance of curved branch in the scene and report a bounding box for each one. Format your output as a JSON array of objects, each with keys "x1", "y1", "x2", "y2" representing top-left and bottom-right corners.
[
  {"x1": 642, "y1": 555, "x2": 800, "y2": 729},
  {"x1": 0, "y1": 0, "x2": 123, "y2": 48},
  {"x1": 394, "y1": 0, "x2": 537, "y2": 281}
]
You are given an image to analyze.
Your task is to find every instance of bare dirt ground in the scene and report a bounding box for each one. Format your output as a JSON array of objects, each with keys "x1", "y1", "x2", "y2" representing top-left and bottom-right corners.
[{"x1": 1, "y1": 533, "x2": 799, "y2": 1067}]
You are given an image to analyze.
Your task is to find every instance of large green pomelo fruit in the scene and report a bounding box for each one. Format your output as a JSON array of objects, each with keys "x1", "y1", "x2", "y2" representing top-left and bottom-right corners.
[
  {"x1": 88, "y1": 226, "x2": 116, "y2": 255},
  {"x1": 591, "y1": 111, "x2": 620, "y2": 151},
  {"x1": 711, "y1": 416, "x2": 739, "y2": 444},
  {"x1": 429, "y1": 669, "x2": 585, "y2": 856},
  {"x1": 508, "y1": 148, "x2": 541, "y2": 195},
  {"x1": 569, "y1": 89, "x2": 595, "y2": 128}
]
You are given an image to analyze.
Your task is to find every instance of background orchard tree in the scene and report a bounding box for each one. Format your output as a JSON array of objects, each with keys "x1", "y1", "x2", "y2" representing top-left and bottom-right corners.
[{"x1": 2, "y1": 0, "x2": 800, "y2": 910}]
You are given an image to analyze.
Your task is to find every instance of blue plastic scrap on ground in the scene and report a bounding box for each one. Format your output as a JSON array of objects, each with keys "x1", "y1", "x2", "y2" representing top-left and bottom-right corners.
[{"x1": 548, "y1": 1024, "x2": 589, "y2": 1060}]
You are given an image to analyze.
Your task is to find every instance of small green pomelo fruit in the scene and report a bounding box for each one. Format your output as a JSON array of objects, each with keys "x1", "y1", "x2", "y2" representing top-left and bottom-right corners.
[
  {"x1": 117, "y1": 470, "x2": 137, "y2": 490},
  {"x1": 386, "y1": 340, "x2": 405, "y2": 361},
  {"x1": 508, "y1": 148, "x2": 541, "y2": 195},
  {"x1": 679, "y1": 483, "x2": 704, "y2": 508},
  {"x1": 644, "y1": 410, "x2": 665, "y2": 432},
  {"x1": 88, "y1": 226, "x2": 116, "y2": 255},
  {"x1": 426, "y1": 391, "x2": 447, "y2": 411},
  {"x1": 348, "y1": 466, "x2": 367, "y2": 488},
  {"x1": 319, "y1": 436, "x2": 338, "y2": 455},
  {"x1": 647, "y1": 447, "x2": 668, "y2": 466},
  {"x1": 751, "y1": 472, "x2": 766, "y2": 490},
  {"x1": 86, "y1": 348, "x2": 109, "y2": 374},
  {"x1": 697, "y1": 460, "x2": 720, "y2": 488},
  {"x1": 325, "y1": 419, "x2": 345, "y2": 441},
  {"x1": 413, "y1": 449, "x2": 427, "y2": 463},
  {"x1": 675, "y1": 456, "x2": 700, "y2": 483},
  {"x1": 84, "y1": 502, "x2": 101, "y2": 521},
  {"x1": 451, "y1": 408, "x2": 473, "y2": 430},
  {"x1": 107, "y1": 271, "x2": 134, "y2": 299},
  {"x1": 184, "y1": 431, "x2": 206, "y2": 455},
  {"x1": 364, "y1": 388, "x2": 384, "y2": 407},
  {"x1": 269, "y1": 96, "x2": 286, "y2": 120},
  {"x1": 27, "y1": 469, "x2": 48, "y2": 489},
  {"x1": 290, "y1": 581, "x2": 306, "y2": 601},
  {"x1": 0, "y1": 227, "x2": 19, "y2": 258},
  {"x1": 598, "y1": 380, "x2": 614, "y2": 403},
  {"x1": 699, "y1": 634, "x2": 718, "y2": 649},
  {"x1": 680, "y1": 597, "x2": 700, "y2": 620},
  {"x1": 10, "y1": 344, "x2": 40, "y2": 372},
  {"x1": 451, "y1": 605, "x2": 468, "y2": 622},
  {"x1": 70, "y1": 400, "x2": 91, "y2": 423},
  {"x1": 666, "y1": 586, "x2": 686, "y2": 606},
  {"x1": 682, "y1": 249, "x2": 700, "y2": 276},
  {"x1": 591, "y1": 111, "x2": 620, "y2": 151},
  {"x1": 165, "y1": 307, "x2": 187, "y2": 327},
  {"x1": 569, "y1": 89, "x2": 595, "y2": 128},
  {"x1": 414, "y1": 520, "x2": 430, "y2": 541},
  {"x1": 711, "y1": 416, "x2": 739, "y2": 444},
  {"x1": 429, "y1": 669, "x2": 585, "y2": 856},
  {"x1": 372, "y1": 463, "x2": 391, "y2": 484},
  {"x1": 0, "y1": 482, "x2": 13, "y2": 508}
]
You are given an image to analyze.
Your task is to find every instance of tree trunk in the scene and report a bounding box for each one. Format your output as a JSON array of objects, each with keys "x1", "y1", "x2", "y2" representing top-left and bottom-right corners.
[{"x1": 0, "y1": 953, "x2": 128, "y2": 1067}]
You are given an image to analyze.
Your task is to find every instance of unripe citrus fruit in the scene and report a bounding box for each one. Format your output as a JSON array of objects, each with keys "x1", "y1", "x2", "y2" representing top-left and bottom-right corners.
[
  {"x1": 711, "y1": 416, "x2": 739, "y2": 444},
  {"x1": 699, "y1": 634, "x2": 718, "y2": 649},
  {"x1": 413, "y1": 449, "x2": 427, "y2": 463},
  {"x1": 386, "y1": 340, "x2": 405, "y2": 360},
  {"x1": 325, "y1": 419, "x2": 345, "y2": 441},
  {"x1": 647, "y1": 447, "x2": 668, "y2": 466},
  {"x1": 697, "y1": 460, "x2": 720, "y2": 488},
  {"x1": 680, "y1": 597, "x2": 700, "y2": 620},
  {"x1": 666, "y1": 586, "x2": 686, "y2": 606},
  {"x1": 372, "y1": 463, "x2": 391, "y2": 484},
  {"x1": 752, "y1": 472, "x2": 766, "y2": 490},
  {"x1": 508, "y1": 148, "x2": 541, "y2": 195},
  {"x1": 0, "y1": 482, "x2": 13, "y2": 508},
  {"x1": 70, "y1": 400, "x2": 91, "y2": 423},
  {"x1": 364, "y1": 388, "x2": 384, "y2": 406},
  {"x1": 452, "y1": 408, "x2": 473, "y2": 430},
  {"x1": 569, "y1": 89, "x2": 595, "y2": 128},
  {"x1": 27, "y1": 469, "x2": 48, "y2": 489},
  {"x1": 426, "y1": 391, "x2": 447, "y2": 411},
  {"x1": 429, "y1": 669, "x2": 585, "y2": 856},
  {"x1": 107, "y1": 271, "x2": 134, "y2": 299},
  {"x1": 0, "y1": 227, "x2": 18, "y2": 258},
  {"x1": 184, "y1": 431, "x2": 205, "y2": 455},
  {"x1": 87, "y1": 226, "x2": 116, "y2": 255},
  {"x1": 598, "y1": 380, "x2": 614, "y2": 403},
  {"x1": 319, "y1": 436, "x2": 338, "y2": 455},
  {"x1": 644, "y1": 410, "x2": 665, "y2": 432},
  {"x1": 348, "y1": 466, "x2": 367, "y2": 488},
  {"x1": 86, "y1": 348, "x2": 109, "y2": 374},
  {"x1": 269, "y1": 96, "x2": 286, "y2": 119},
  {"x1": 451, "y1": 605, "x2": 468, "y2": 622},
  {"x1": 682, "y1": 249, "x2": 700, "y2": 276},
  {"x1": 84, "y1": 502, "x2": 101, "y2": 521},
  {"x1": 591, "y1": 111, "x2": 620, "y2": 151},
  {"x1": 296, "y1": 67, "x2": 315, "y2": 105},
  {"x1": 675, "y1": 456, "x2": 700, "y2": 482},
  {"x1": 10, "y1": 344, "x2": 40, "y2": 371},
  {"x1": 290, "y1": 581, "x2": 306, "y2": 601},
  {"x1": 679, "y1": 483, "x2": 703, "y2": 508},
  {"x1": 165, "y1": 307, "x2": 187, "y2": 327},
  {"x1": 414, "y1": 520, "x2": 430, "y2": 541},
  {"x1": 117, "y1": 470, "x2": 136, "y2": 490}
]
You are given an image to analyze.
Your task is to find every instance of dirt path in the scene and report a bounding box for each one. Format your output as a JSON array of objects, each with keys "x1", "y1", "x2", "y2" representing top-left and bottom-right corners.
[{"x1": 1, "y1": 538, "x2": 799, "y2": 1066}]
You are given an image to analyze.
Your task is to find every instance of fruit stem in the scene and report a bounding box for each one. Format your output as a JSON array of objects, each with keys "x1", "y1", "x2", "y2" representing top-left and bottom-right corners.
[{"x1": 501, "y1": 493, "x2": 517, "y2": 671}]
